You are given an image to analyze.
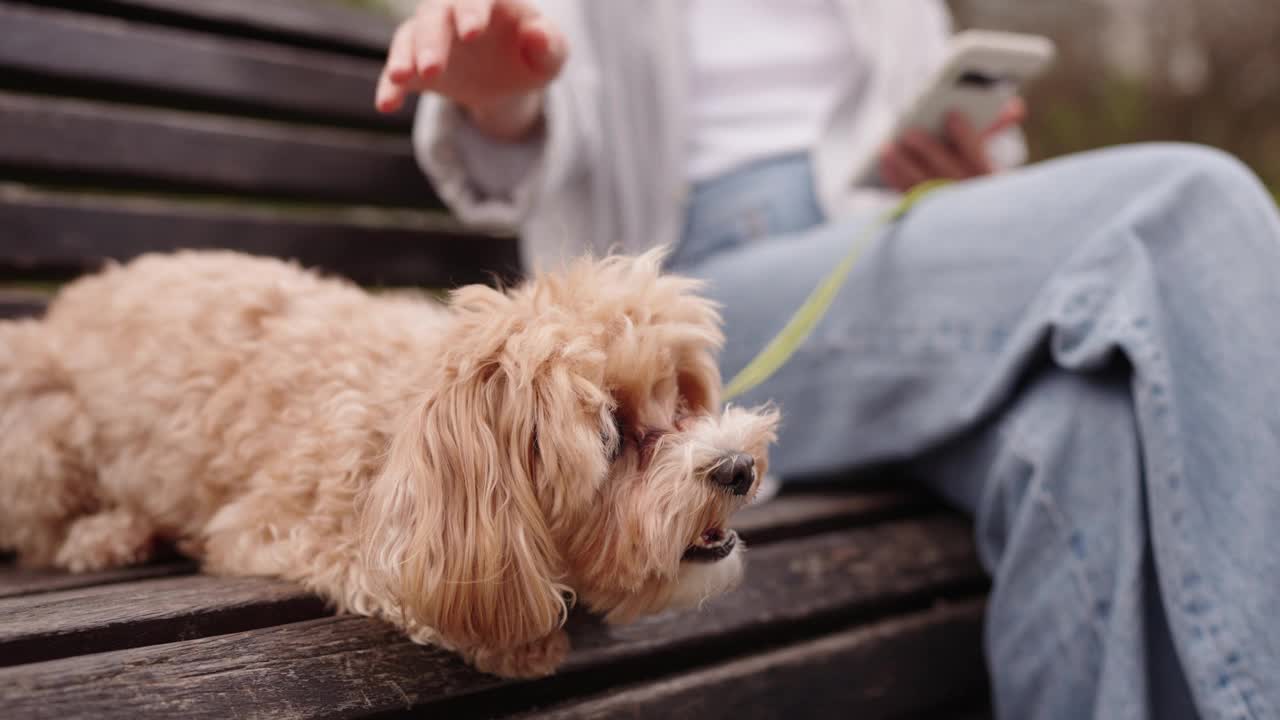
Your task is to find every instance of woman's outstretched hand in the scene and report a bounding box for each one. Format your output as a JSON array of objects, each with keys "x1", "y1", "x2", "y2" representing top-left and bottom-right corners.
[
  {"x1": 375, "y1": 0, "x2": 568, "y2": 141},
  {"x1": 878, "y1": 98, "x2": 1027, "y2": 192}
]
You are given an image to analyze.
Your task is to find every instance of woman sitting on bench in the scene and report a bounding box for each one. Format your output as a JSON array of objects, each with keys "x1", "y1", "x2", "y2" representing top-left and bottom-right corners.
[{"x1": 377, "y1": 2, "x2": 1280, "y2": 718}]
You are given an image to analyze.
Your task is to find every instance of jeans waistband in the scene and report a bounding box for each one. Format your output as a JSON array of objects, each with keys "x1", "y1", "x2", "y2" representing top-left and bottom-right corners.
[{"x1": 670, "y1": 152, "x2": 826, "y2": 270}]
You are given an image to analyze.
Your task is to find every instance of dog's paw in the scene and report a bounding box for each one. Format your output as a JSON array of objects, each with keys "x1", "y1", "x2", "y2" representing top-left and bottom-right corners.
[
  {"x1": 54, "y1": 510, "x2": 154, "y2": 573},
  {"x1": 469, "y1": 629, "x2": 570, "y2": 678}
]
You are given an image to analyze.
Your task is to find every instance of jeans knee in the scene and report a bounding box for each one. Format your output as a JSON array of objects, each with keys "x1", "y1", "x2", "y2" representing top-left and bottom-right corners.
[{"x1": 1131, "y1": 143, "x2": 1268, "y2": 206}]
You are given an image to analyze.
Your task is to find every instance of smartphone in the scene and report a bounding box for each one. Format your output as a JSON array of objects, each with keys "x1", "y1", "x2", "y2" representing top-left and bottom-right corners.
[{"x1": 855, "y1": 30, "x2": 1056, "y2": 185}]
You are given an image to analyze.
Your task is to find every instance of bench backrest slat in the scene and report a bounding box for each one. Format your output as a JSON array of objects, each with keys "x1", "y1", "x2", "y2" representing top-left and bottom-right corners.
[
  {"x1": 0, "y1": 4, "x2": 411, "y2": 130},
  {"x1": 0, "y1": 187, "x2": 518, "y2": 287},
  {"x1": 31, "y1": 0, "x2": 395, "y2": 55},
  {"x1": 0, "y1": 91, "x2": 434, "y2": 206},
  {"x1": 0, "y1": 0, "x2": 519, "y2": 291}
]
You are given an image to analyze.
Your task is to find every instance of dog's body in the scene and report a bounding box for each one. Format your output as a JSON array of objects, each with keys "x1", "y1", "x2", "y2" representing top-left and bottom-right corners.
[{"x1": 0, "y1": 251, "x2": 776, "y2": 677}]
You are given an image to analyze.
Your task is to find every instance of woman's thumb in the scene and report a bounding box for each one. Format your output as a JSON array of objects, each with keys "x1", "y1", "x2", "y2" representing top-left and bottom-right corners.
[{"x1": 983, "y1": 97, "x2": 1027, "y2": 137}]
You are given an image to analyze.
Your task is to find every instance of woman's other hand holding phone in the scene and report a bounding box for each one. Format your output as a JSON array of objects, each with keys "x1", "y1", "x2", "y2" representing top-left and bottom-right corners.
[{"x1": 879, "y1": 97, "x2": 1027, "y2": 192}]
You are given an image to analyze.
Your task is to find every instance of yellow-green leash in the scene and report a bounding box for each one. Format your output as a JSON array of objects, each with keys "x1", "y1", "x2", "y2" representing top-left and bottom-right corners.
[{"x1": 722, "y1": 180, "x2": 952, "y2": 401}]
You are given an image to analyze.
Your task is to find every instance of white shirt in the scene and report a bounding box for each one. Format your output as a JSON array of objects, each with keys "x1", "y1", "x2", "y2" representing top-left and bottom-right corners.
[
  {"x1": 415, "y1": 1, "x2": 1025, "y2": 268},
  {"x1": 685, "y1": 0, "x2": 859, "y2": 181}
]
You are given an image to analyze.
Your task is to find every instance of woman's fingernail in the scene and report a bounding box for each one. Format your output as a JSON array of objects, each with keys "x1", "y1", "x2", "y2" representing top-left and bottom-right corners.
[
  {"x1": 418, "y1": 54, "x2": 440, "y2": 78},
  {"x1": 457, "y1": 14, "x2": 479, "y2": 38}
]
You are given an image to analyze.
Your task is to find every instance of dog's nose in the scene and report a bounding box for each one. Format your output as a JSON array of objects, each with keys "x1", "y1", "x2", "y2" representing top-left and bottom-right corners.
[{"x1": 709, "y1": 452, "x2": 755, "y2": 496}]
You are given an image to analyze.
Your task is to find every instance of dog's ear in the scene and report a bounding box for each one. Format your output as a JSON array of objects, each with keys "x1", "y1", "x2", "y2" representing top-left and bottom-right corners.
[{"x1": 360, "y1": 358, "x2": 569, "y2": 652}]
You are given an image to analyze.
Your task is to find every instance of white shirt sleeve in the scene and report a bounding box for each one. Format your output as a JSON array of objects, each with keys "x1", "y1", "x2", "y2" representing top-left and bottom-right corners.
[{"x1": 409, "y1": 0, "x2": 596, "y2": 229}]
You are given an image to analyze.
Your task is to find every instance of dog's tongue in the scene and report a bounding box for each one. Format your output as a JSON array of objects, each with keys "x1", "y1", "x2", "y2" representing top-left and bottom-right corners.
[{"x1": 683, "y1": 525, "x2": 738, "y2": 562}]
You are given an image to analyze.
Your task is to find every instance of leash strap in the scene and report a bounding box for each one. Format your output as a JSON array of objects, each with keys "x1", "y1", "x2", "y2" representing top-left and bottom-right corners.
[{"x1": 722, "y1": 180, "x2": 951, "y2": 402}]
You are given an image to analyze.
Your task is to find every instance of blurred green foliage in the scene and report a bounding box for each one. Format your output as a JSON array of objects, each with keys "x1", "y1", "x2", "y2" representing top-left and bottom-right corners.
[
  {"x1": 951, "y1": 0, "x2": 1280, "y2": 203},
  {"x1": 326, "y1": 0, "x2": 393, "y2": 11}
]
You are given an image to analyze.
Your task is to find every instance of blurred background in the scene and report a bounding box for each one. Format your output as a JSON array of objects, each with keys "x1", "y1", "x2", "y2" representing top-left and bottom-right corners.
[
  {"x1": 951, "y1": 0, "x2": 1280, "y2": 199},
  {"x1": 337, "y1": 0, "x2": 1280, "y2": 199}
]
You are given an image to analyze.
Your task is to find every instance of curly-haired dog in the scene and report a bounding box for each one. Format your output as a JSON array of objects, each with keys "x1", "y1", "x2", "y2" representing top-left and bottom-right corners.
[{"x1": 0, "y1": 250, "x2": 778, "y2": 677}]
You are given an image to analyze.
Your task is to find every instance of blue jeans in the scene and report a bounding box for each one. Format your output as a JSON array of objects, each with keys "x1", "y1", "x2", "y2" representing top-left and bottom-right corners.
[{"x1": 669, "y1": 147, "x2": 1280, "y2": 720}]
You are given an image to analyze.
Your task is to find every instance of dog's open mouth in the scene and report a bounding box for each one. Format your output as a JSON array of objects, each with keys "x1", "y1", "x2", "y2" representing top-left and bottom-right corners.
[{"x1": 682, "y1": 526, "x2": 737, "y2": 562}]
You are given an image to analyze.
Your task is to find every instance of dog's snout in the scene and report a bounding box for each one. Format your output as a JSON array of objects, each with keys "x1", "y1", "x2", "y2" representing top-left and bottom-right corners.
[{"x1": 709, "y1": 452, "x2": 755, "y2": 495}]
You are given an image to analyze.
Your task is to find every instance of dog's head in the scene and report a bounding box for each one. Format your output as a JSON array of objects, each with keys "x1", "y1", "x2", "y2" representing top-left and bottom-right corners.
[{"x1": 360, "y1": 251, "x2": 778, "y2": 652}]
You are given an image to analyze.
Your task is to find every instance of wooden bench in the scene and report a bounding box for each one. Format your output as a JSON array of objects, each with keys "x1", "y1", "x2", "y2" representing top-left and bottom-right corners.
[{"x1": 0, "y1": 1, "x2": 992, "y2": 717}]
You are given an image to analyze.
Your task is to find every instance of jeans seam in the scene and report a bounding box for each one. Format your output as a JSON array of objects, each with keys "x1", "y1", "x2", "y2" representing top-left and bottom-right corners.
[
  {"x1": 1123, "y1": 318, "x2": 1271, "y2": 720},
  {"x1": 1026, "y1": 480, "x2": 1115, "y2": 648}
]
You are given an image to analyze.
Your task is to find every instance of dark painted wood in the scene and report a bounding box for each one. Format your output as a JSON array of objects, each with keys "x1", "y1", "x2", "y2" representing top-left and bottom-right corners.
[
  {"x1": 0, "y1": 615, "x2": 492, "y2": 720},
  {"x1": 936, "y1": 711, "x2": 995, "y2": 720},
  {"x1": 0, "y1": 561, "x2": 194, "y2": 599},
  {"x1": 0, "y1": 4, "x2": 410, "y2": 129},
  {"x1": 19, "y1": 0, "x2": 397, "y2": 56},
  {"x1": 0, "y1": 289, "x2": 48, "y2": 319},
  {"x1": 0, "y1": 575, "x2": 328, "y2": 667},
  {"x1": 520, "y1": 600, "x2": 988, "y2": 720},
  {"x1": 733, "y1": 487, "x2": 929, "y2": 543},
  {"x1": 0, "y1": 490, "x2": 905, "y2": 666},
  {"x1": 557, "y1": 515, "x2": 983, "y2": 672},
  {"x1": 0, "y1": 91, "x2": 435, "y2": 207},
  {"x1": 0, "y1": 189, "x2": 519, "y2": 287},
  {"x1": 0, "y1": 516, "x2": 983, "y2": 719}
]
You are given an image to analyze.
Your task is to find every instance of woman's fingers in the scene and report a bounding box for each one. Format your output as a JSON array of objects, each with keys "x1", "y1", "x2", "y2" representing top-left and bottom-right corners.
[
  {"x1": 385, "y1": 21, "x2": 418, "y2": 83},
  {"x1": 900, "y1": 129, "x2": 972, "y2": 179},
  {"x1": 945, "y1": 111, "x2": 994, "y2": 176},
  {"x1": 878, "y1": 148, "x2": 907, "y2": 192},
  {"x1": 375, "y1": 0, "x2": 564, "y2": 114},
  {"x1": 984, "y1": 97, "x2": 1027, "y2": 137},
  {"x1": 375, "y1": 72, "x2": 405, "y2": 113},
  {"x1": 412, "y1": 1, "x2": 453, "y2": 82},
  {"x1": 376, "y1": 21, "x2": 419, "y2": 113},
  {"x1": 517, "y1": 16, "x2": 567, "y2": 77},
  {"x1": 453, "y1": 0, "x2": 494, "y2": 41},
  {"x1": 880, "y1": 145, "x2": 930, "y2": 192},
  {"x1": 875, "y1": 99, "x2": 1026, "y2": 183}
]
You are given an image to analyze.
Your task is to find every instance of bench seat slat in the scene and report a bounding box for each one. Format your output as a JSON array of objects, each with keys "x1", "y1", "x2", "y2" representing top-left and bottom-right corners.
[
  {"x1": 0, "y1": 4, "x2": 410, "y2": 130},
  {"x1": 0, "y1": 561, "x2": 193, "y2": 600},
  {"x1": 0, "y1": 514, "x2": 982, "y2": 719},
  {"x1": 0, "y1": 489, "x2": 934, "y2": 663},
  {"x1": 0, "y1": 187, "x2": 518, "y2": 287},
  {"x1": 0, "y1": 575, "x2": 325, "y2": 667},
  {"x1": 521, "y1": 599, "x2": 988, "y2": 720},
  {"x1": 0, "y1": 91, "x2": 434, "y2": 207},
  {"x1": 731, "y1": 487, "x2": 929, "y2": 542}
]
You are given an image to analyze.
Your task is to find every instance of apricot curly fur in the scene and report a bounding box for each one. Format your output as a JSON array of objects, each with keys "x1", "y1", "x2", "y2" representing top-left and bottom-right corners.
[{"x1": 0, "y1": 250, "x2": 777, "y2": 677}]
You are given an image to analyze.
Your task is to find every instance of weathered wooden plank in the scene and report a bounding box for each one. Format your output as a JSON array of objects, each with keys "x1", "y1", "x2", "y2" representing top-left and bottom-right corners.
[
  {"x1": 0, "y1": 187, "x2": 519, "y2": 287},
  {"x1": 519, "y1": 599, "x2": 988, "y2": 720},
  {"x1": 0, "y1": 575, "x2": 327, "y2": 667},
  {"x1": 0, "y1": 289, "x2": 48, "y2": 319},
  {"x1": 0, "y1": 4, "x2": 411, "y2": 129},
  {"x1": 0, "y1": 91, "x2": 434, "y2": 207},
  {"x1": 557, "y1": 515, "x2": 984, "y2": 671},
  {"x1": 26, "y1": 0, "x2": 398, "y2": 56},
  {"x1": 733, "y1": 486, "x2": 929, "y2": 543},
  {"x1": 0, "y1": 561, "x2": 193, "y2": 599},
  {"x1": 0, "y1": 489, "x2": 931, "y2": 664},
  {"x1": 0, "y1": 515, "x2": 984, "y2": 719},
  {"x1": 937, "y1": 710, "x2": 995, "y2": 720}
]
